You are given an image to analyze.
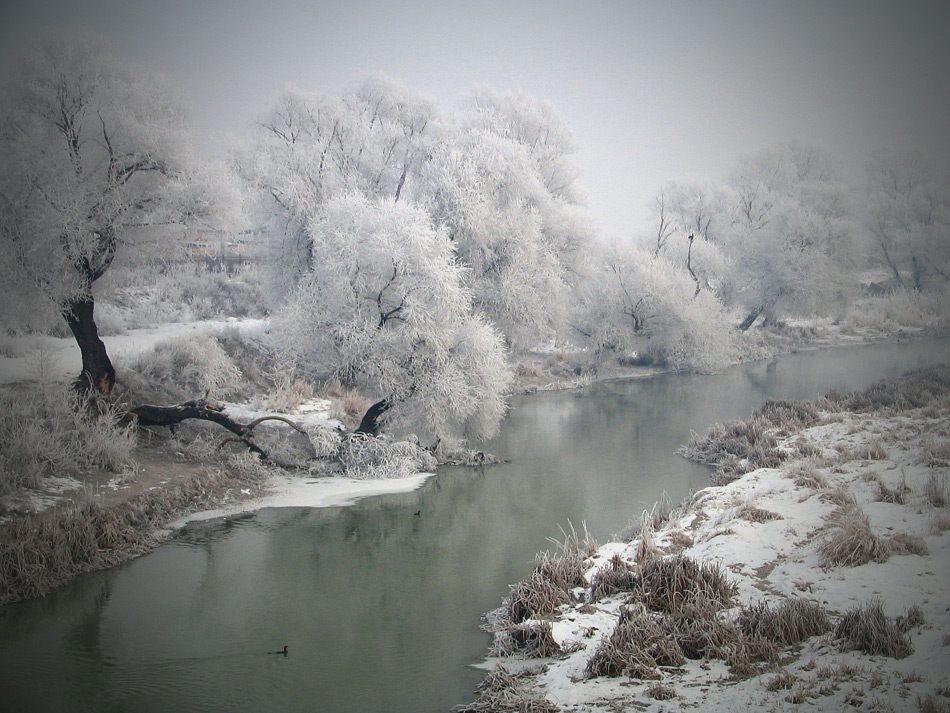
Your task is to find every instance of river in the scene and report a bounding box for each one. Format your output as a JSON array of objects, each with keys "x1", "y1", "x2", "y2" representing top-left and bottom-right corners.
[{"x1": 1, "y1": 338, "x2": 948, "y2": 712}]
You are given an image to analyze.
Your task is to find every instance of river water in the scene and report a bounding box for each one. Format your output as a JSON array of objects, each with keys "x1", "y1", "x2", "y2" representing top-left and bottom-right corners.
[{"x1": 1, "y1": 339, "x2": 948, "y2": 713}]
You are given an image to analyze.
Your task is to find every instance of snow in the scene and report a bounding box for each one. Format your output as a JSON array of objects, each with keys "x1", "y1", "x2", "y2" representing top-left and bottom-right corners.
[
  {"x1": 476, "y1": 401, "x2": 950, "y2": 712},
  {"x1": 165, "y1": 471, "x2": 432, "y2": 530},
  {"x1": 0, "y1": 318, "x2": 267, "y2": 384}
]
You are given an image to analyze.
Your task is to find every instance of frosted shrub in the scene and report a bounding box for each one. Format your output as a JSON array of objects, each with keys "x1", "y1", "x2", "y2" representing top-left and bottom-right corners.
[
  {"x1": 338, "y1": 433, "x2": 436, "y2": 480},
  {"x1": 0, "y1": 384, "x2": 136, "y2": 494},
  {"x1": 845, "y1": 290, "x2": 938, "y2": 332},
  {"x1": 119, "y1": 333, "x2": 243, "y2": 402}
]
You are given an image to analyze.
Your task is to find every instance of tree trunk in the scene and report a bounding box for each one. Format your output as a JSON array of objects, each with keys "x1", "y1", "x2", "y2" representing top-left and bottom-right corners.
[
  {"x1": 737, "y1": 304, "x2": 765, "y2": 332},
  {"x1": 355, "y1": 398, "x2": 391, "y2": 436},
  {"x1": 63, "y1": 295, "x2": 115, "y2": 394}
]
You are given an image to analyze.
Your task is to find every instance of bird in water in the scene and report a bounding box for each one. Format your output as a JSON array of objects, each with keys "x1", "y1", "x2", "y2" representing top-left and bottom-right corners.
[{"x1": 269, "y1": 645, "x2": 288, "y2": 656}]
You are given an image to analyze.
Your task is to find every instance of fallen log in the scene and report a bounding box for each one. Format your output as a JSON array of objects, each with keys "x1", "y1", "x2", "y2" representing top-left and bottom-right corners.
[{"x1": 124, "y1": 399, "x2": 307, "y2": 466}]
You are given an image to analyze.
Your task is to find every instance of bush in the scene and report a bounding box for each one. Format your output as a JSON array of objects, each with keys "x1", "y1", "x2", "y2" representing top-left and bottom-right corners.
[
  {"x1": 337, "y1": 433, "x2": 436, "y2": 480},
  {"x1": 118, "y1": 333, "x2": 244, "y2": 403},
  {"x1": 817, "y1": 504, "x2": 892, "y2": 568},
  {"x1": 0, "y1": 384, "x2": 136, "y2": 496}
]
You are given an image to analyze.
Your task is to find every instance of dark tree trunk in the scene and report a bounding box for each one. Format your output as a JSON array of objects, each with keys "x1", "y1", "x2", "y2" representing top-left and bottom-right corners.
[
  {"x1": 63, "y1": 296, "x2": 115, "y2": 394},
  {"x1": 737, "y1": 304, "x2": 765, "y2": 332},
  {"x1": 355, "y1": 398, "x2": 391, "y2": 436}
]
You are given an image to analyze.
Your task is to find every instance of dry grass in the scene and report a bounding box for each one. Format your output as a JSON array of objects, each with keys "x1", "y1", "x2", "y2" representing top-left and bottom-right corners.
[
  {"x1": 847, "y1": 438, "x2": 889, "y2": 461},
  {"x1": 589, "y1": 553, "x2": 639, "y2": 602},
  {"x1": 925, "y1": 472, "x2": 949, "y2": 508},
  {"x1": 680, "y1": 414, "x2": 786, "y2": 485},
  {"x1": 636, "y1": 555, "x2": 737, "y2": 614},
  {"x1": 817, "y1": 504, "x2": 892, "y2": 568},
  {"x1": 766, "y1": 671, "x2": 799, "y2": 691},
  {"x1": 328, "y1": 390, "x2": 373, "y2": 429},
  {"x1": 493, "y1": 621, "x2": 562, "y2": 658},
  {"x1": 896, "y1": 604, "x2": 926, "y2": 633},
  {"x1": 785, "y1": 461, "x2": 830, "y2": 491},
  {"x1": 504, "y1": 526, "x2": 592, "y2": 625},
  {"x1": 585, "y1": 607, "x2": 685, "y2": 679},
  {"x1": 827, "y1": 364, "x2": 950, "y2": 414},
  {"x1": 918, "y1": 437, "x2": 950, "y2": 468},
  {"x1": 835, "y1": 600, "x2": 914, "y2": 659},
  {"x1": 645, "y1": 682, "x2": 677, "y2": 700},
  {"x1": 0, "y1": 462, "x2": 269, "y2": 604},
  {"x1": 736, "y1": 598, "x2": 832, "y2": 646},
  {"x1": 0, "y1": 384, "x2": 137, "y2": 496},
  {"x1": 875, "y1": 471, "x2": 910, "y2": 504},
  {"x1": 918, "y1": 694, "x2": 950, "y2": 713},
  {"x1": 735, "y1": 503, "x2": 782, "y2": 523},
  {"x1": 463, "y1": 666, "x2": 560, "y2": 713}
]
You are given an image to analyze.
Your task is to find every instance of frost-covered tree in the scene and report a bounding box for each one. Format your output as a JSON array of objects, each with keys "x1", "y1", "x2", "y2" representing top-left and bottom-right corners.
[
  {"x1": 649, "y1": 179, "x2": 734, "y2": 297},
  {"x1": 572, "y1": 241, "x2": 736, "y2": 372},
  {"x1": 236, "y1": 78, "x2": 439, "y2": 297},
  {"x1": 272, "y1": 195, "x2": 510, "y2": 446},
  {"x1": 242, "y1": 81, "x2": 590, "y2": 349},
  {"x1": 723, "y1": 142, "x2": 859, "y2": 328},
  {"x1": 864, "y1": 149, "x2": 950, "y2": 291},
  {"x1": 0, "y1": 32, "x2": 217, "y2": 392},
  {"x1": 423, "y1": 88, "x2": 590, "y2": 347}
]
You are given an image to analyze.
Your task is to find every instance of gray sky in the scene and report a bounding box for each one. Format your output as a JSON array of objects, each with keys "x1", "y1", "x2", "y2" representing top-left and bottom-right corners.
[{"x1": 2, "y1": 0, "x2": 948, "y2": 239}]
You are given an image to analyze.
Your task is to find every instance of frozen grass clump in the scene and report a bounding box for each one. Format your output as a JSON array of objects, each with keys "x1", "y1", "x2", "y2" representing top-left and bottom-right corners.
[
  {"x1": 835, "y1": 600, "x2": 914, "y2": 659},
  {"x1": 119, "y1": 333, "x2": 244, "y2": 403},
  {"x1": 679, "y1": 414, "x2": 785, "y2": 485},
  {"x1": 736, "y1": 598, "x2": 832, "y2": 646},
  {"x1": 924, "y1": 472, "x2": 949, "y2": 508},
  {"x1": 493, "y1": 620, "x2": 562, "y2": 658},
  {"x1": 585, "y1": 607, "x2": 685, "y2": 679},
  {"x1": 501, "y1": 525, "x2": 593, "y2": 625},
  {"x1": 464, "y1": 666, "x2": 560, "y2": 713},
  {"x1": 0, "y1": 384, "x2": 136, "y2": 495},
  {"x1": 827, "y1": 364, "x2": 950, "y2": 414},
  {"x1": 337, "y1": 434, "x2": 436, "y2": 480},
  {"x1": 589, "y1": 553, "x2": 639, "y2": 602},
  {"x1": 636, "y1": 554, "x2": 737, "y2": 613},
  {"x1": 817, "y1": 504, "x2": 892, "y2": 568}
]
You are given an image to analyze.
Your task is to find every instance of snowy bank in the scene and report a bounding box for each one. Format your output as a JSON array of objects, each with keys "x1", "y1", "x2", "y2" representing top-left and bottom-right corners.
[
  {"x1": 466, "y1": 365, "x2": 950, "y2": 713},
  {"x1": 0, "y1": 318, "x2": 267, "y2": 385}
]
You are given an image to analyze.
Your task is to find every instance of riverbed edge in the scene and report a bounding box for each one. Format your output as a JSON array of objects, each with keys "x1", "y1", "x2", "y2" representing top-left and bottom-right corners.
[{"x1": 462, "y1": 363, "x2": 950, "y2": 712}]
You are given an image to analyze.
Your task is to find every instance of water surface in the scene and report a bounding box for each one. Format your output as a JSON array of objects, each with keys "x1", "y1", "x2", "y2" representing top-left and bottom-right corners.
[{"x1": 1, "y1": 338, "x2": 947, "y2": 712}]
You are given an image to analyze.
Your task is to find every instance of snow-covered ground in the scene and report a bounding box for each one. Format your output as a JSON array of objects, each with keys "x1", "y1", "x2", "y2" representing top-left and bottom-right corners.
[
  {"x1": 473, "y1": 384, "x2": 950, "y2": 712},
  {"x1": 0, "y1": 318, "x2": 268, "y2": 384}
]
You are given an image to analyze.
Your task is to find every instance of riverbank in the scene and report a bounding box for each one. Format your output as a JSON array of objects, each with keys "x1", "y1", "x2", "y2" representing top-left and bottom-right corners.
[
  {"x1": 465, "y1": 364, "x2": 950, "y2": 712},
  {"x1": 0, "y1": 320, "x2": 940, "y2": 608}
]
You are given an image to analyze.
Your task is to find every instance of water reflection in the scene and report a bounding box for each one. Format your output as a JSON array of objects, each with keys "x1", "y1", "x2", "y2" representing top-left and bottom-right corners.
[{"x1": 1, "y1": 338, "x2": 948, "y2": 712}]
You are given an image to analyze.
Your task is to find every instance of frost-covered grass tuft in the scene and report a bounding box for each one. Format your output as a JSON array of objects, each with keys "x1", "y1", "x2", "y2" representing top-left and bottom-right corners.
[
  {"x1": 589, "y1": 553, "x2": 639, "y2": 602},
  {"x1": 924, "y1": 472, "x2": 949, "y2": 508},
  {"x1": 817, "y1": 503, "x2": 892, "y2": 568},
  {"x1": 585, "y1": 607, "x2": 684, "y2": 679},
  {"x1": 0, "y1": 384, "x2": 135, "y2": 495},
  {"x1": 736, "y1": 598, "x2": 832, "y2": 646},
  {"x1": 835, "y1": 600, "x2": 914, "y2": 659},
  {"x1": 465, "y1": 666, "x2": 560, "y2": 713},
  {"x1": 636, "y1": 554, "x2": 737, "y2": 613}
]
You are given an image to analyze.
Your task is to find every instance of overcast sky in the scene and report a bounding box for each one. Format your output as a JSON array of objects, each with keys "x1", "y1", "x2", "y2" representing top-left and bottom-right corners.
[{"x1": 2, "y1": 0, "x2": 948, "y2": 239}]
